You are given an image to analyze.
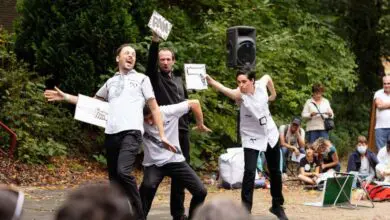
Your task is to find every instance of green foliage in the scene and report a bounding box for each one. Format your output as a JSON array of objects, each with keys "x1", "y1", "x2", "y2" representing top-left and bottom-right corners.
[
  {"x1": 378, "y1": 0, "x2": 390, "y2": 55},
  {"x1": 134, "y1": 1, "x2": 357, "y2": 169},
  {"x1": 10, "y1": 0, "x2": 368, "y2": 169},
  {"x1": 93, "y1": 153, "x2": 107, "y2": 167},
  {"x1": 0, "y1": 29, "x2": 96, "y2": 163},
  {"x1": 14, "y1": 0, "x2": 139, "y2": 95}
]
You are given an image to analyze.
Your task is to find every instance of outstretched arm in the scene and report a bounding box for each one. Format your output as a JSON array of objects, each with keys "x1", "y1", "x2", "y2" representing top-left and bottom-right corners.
[
  {"x1": 44, "y1": 86, "x2": 78, "y2": 105},
  {"x1": 188, "y1": 99, "x2": 212, "y2": 132},
  {"x1": 205, "y1": 74, "x2": 241, "y2": 101}
]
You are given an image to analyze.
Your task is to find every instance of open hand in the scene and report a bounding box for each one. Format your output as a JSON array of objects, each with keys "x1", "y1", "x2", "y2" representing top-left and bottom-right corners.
[
  {"x1": 44, "y1": 86, "x2": 65, "y2": 102},
  {"x1": 161, "y1": 137, "x2": 177, "y2": 153},
  {"x1": 192, "y1": 124, "x2": 212, "y2": 133}
]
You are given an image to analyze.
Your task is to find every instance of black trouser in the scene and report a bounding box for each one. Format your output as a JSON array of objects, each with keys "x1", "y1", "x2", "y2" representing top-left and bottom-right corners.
[
  {"x1": 105, "y1": 130, "x2": 144, "y2": 220},
  {"x1": 241, "y1": 143, "x2": 284, "y2": 213},
  {"x1": 140, "y1": 162, "x2": 207, "y2": 220},
  {"x1": 170, "y1": 130, "x2": 190, "y2": 218}
]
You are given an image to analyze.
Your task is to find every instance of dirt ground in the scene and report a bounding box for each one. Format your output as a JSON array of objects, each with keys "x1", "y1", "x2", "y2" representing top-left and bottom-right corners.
[{"x1": 20, "y1": 178, "x2": 390, "y2": 220}]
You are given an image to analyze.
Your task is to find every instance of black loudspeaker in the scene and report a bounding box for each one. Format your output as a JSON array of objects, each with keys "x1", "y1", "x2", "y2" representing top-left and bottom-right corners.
[{"x1": 226, "y1": 26, "x2": 256, "y2": 69}]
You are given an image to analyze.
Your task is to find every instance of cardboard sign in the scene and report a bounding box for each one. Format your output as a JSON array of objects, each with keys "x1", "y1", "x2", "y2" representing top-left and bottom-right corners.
[
  {"x1": 184, "y1": 64, "x2": 208, "y2": 90},
  {"x1": 147, "y1": 11, "x2": 172, "y2": 40},
  {"x1": 74, "y1": 94, "x2": 109, "y2": 128}
]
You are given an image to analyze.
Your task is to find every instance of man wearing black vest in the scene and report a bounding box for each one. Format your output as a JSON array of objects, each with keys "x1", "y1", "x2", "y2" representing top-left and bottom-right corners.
[{"x1": 145, "y1": 31, "x2": 190, "y2": 220}]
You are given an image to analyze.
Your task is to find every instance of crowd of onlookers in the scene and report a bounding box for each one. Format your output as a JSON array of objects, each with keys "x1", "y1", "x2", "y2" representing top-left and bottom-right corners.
[
  {"x1": 1, "y1": 70, "x2": 389, "y2": 220},
  {"x1": 278, "y1": 75, "x2": 390, "y2": 188}
]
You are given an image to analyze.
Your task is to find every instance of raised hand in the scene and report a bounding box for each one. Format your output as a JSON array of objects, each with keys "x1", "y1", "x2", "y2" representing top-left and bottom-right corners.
[{"x1": 152, "y1": 31, "x2": 160, "y2": 42}]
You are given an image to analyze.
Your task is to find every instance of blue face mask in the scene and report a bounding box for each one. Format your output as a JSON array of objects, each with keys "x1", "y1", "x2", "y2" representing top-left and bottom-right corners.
[{"x1": 357, "y1": 145, "x2": 367, "y2": 155}]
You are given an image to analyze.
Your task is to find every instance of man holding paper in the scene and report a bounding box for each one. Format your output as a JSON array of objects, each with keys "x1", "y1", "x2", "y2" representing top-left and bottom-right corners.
[
  {"x1": 146, "y1": 31, "x2": 190, "y2": 220},
  {"x1": 44, "y1": 44, "x2": 173, "y2": 220}
]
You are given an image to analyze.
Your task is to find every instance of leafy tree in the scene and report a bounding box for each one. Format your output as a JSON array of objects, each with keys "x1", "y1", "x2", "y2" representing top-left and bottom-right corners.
[
  {"x1": 1, "y1": 29, "x2": 98, "y2": 163},
  {"x1": 11, "y1": 0, "x2": 360, "y2": 168},
  {"x1": 14, "y1": 0, "x2": 139, "y2": 95}
]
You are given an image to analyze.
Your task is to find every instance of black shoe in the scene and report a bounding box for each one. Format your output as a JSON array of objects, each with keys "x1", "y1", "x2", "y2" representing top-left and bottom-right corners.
[
  {"x1": 269, "y1": 206, "x2": 288, "y2": 220},
  {"x1": 173, "y1": 215, "x2": 188, "y2": 220}
]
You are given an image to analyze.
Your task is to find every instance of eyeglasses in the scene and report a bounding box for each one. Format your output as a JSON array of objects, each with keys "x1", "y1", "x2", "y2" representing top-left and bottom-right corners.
[{"x1": 384, "y1": 83, "x2": 390, "y2": 85}]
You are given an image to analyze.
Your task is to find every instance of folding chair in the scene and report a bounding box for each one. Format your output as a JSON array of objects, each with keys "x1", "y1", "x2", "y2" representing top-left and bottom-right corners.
[{"x1": 332, "y1": 172, "x2": 375, "y2": 209}]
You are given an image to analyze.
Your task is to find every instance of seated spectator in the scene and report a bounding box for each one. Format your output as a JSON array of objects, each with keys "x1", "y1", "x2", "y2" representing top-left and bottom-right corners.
[
  {"x1": 279, "y1": 117, "x2": 305, "y2": 173},
  {"x1": 0, "y1": 185, "x2": 24, "y2": 220},
  {"x1": 192, "y1": 198, "x2": 250, "y2": 220},
  {"x1": 376, "y1": 135, "x2": 390, "y2": 182},
  {"x1": 298, "y1": 144, "x2": 320, "y2": 185},
  {"x1": 312, "y1": 138, "x2": 340, "y2": 172},
  {"x1": 56, "y1": 183, "x2": 135, "y2": 220},
  {"x1": 347, "y1": 136, "x2": 378, "y2": 183}
]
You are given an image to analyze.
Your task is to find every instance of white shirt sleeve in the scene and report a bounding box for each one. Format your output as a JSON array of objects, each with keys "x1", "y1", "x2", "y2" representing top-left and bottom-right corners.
[
  {"x1": 95, "y1": 82, "x2": 108, "y2": 101},
  {"x1": 160, "y1": 101, "x2": 190, "y2": 119},
  {"x1": 141, "y1": 76, "x2": 156, "y2": 101}
]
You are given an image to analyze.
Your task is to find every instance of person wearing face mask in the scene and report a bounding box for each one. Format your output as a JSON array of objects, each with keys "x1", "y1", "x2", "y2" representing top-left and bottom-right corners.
[{"x1": 347, "y1": 136, "x2": 378, "y2": 184}]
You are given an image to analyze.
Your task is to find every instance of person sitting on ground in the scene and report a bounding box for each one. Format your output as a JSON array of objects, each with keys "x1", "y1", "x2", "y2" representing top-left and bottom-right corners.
[
  {"x1": 279, "y1": 117, "x2": 305, "y2": 173},
  {"x1": 347, "y1": 136, "x2": 378, "y2": 184},
  {"x1": 192, "y1": 198, "x2": 250, "y2": 220},
  {"x1": 376, "y1": 135, "x2": 390, "y2": 182},
  {"x1": 0, "y1": 185, "x2": 24, "y2": 220},
  {"x1": 56, "y1": 183, "x2": 135, "y2": 220},
  {"x1": 297, "y1": 144, "x2": 320, "y2": 185},
  {"x1": 312, "y1": 138, "x2": 340, "y2": 172}
]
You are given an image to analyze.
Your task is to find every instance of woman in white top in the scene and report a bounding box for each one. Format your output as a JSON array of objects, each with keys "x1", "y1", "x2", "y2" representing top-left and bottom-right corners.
[
  {"x1": 301, "y1": 83, "x2": 334, "y2": 144},
  {"x1": 206, "y1": 71, "x2": 287, "y2": 220}
]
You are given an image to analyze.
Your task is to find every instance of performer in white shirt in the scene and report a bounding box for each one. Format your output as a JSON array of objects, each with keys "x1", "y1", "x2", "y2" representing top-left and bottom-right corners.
[{"x1": 206, "y1": 71, "x2": 287, "y2": 220}]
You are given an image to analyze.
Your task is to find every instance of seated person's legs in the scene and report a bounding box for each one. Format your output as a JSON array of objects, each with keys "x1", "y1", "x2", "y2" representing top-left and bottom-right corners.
[{"x1": 298, "y1": 174, "x2": 316, "y2": 185}]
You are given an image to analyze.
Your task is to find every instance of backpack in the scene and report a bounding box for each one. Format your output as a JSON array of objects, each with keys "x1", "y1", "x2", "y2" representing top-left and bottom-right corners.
[{"x1": 365, "y1": 183, "x2": 390, "y2": 202}]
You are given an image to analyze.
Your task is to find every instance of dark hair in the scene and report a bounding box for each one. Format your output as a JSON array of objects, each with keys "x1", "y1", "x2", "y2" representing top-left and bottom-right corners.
[
  {"x1": 305, "y1": 143, "x2": 314, "y2": 151},
  {"x1": 56, "y1": 184, "x2": 135, "y2": 220},
  {"x1": 192, "y1": 198, "x2": 250, "y2": 220},
  {"x1": 159, "y1": 48, "x2": 176, "y2": 60},
  {"x1": 143, "y1": 105, "x2": 151, "y2": 117},
  {"x1": 116, "y1": 44, "x2": 133, "y2": 56},
  {"x1": 312, "y1": 83, "x2": 325, "y2": 93},
  {"x1": 236, "y1": 69, "x2": 256, "y2": 82}
]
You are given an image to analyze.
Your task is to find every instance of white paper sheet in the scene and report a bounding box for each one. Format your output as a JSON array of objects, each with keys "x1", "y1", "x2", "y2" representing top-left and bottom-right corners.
[
  {"x1": 74, "y1": 94, "x2": 109, "y2": 128},
  {"x1": 184, "y1": 64, "x2": 208, "y2": 90},
  {"x1": 291, "y1": 153, "x2": 305, "y2": 163}
]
